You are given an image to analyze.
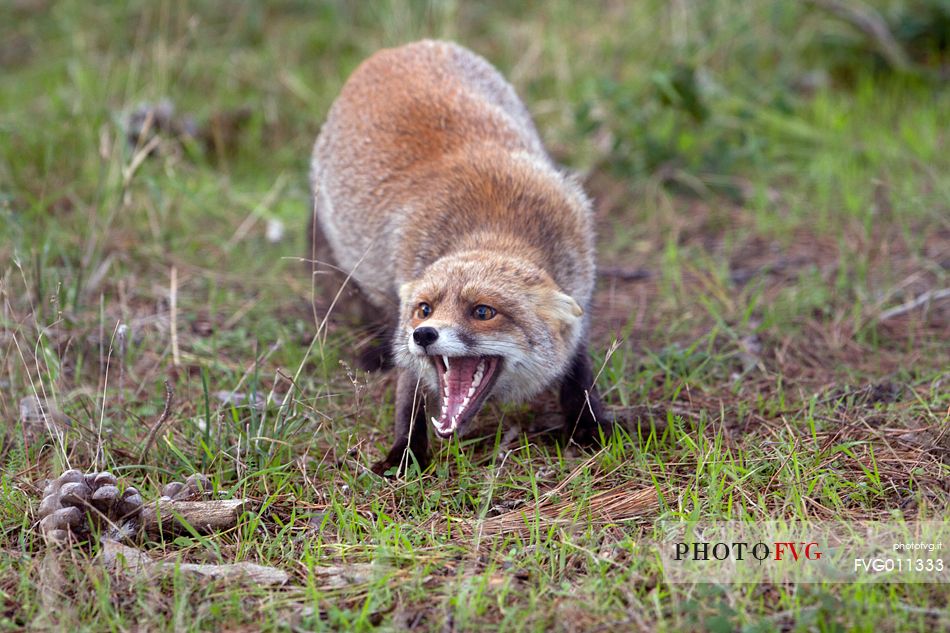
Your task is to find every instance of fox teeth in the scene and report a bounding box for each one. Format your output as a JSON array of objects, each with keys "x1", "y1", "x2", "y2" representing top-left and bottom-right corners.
[
  {"x1": 442, "y1": 355, "x2": 450, "y2": 370},
  {"x1": 460, "y1": 396, "x2": 470, "y2": 410},
  {"x1": 431, "y1": 416, "x2": 439, "y2": 427}
]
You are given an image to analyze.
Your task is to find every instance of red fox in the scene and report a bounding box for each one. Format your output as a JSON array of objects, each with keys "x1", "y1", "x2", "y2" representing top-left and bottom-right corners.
[{"x1": 310, "y1": 40, "x2": 609, "y2": 475}]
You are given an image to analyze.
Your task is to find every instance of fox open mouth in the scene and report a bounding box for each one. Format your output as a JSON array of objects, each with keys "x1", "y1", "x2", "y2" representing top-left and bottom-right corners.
[{"x1": 429, "y1": 355, "x2": 502, "y2": 437}]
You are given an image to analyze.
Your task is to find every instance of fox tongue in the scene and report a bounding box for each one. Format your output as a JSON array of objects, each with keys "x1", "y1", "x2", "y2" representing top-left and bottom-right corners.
[{"x1": 433, "y1": 357, "x2": 483, "y2": 435}]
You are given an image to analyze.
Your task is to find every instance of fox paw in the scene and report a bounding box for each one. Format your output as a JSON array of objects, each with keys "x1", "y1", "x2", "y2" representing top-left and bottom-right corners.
[{"x1": 371, "y1": 448, "x2": 429, "y2": 478}]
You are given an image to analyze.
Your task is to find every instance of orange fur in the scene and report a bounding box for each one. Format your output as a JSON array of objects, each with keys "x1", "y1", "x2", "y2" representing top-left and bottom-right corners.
[
  {"x1": 311, "y1": 40, "x2": 594, "y2": 311},
  {"x1": 311, "y1": 41, "x2": 606, "y2": 469}
]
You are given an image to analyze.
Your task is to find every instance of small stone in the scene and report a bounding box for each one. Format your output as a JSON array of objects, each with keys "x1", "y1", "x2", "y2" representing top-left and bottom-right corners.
[
  {"x1": 215, "y1": 390, "x2": 265, "y2": 411},
  {"x1": 266, "y1": 218, "x2": 285, "y2": 243},
  {"x1": 307, "y1": 512, "x2": 327, "y2": 530}
]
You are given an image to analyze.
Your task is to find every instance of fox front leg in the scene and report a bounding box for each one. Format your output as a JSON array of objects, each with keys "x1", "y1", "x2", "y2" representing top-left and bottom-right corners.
[
  {"x1": 371, "y1": 369, "x2": 430, "y2": 476},
  {"x1": 559, "y1": 343, "x2": 611, "y2": 446}
]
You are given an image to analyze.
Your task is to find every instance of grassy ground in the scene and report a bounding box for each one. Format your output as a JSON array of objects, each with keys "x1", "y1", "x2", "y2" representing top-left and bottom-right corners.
[{"x1": 2, "y1": 0, "x2": 948, "y2": 630}]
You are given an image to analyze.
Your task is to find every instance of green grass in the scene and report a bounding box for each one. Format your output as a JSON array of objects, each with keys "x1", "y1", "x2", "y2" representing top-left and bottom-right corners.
[{"x1": 1, "y1": 0, "x2": 949, "y2": 631}]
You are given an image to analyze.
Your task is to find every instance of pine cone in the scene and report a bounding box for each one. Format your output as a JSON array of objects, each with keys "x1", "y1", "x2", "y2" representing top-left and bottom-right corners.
[
  {"x1": 160, "y1": 473, "x2": 212, "y2": 501},
  {"x1": 36, "y1": 469, "x2": 143, "y2": 544}
]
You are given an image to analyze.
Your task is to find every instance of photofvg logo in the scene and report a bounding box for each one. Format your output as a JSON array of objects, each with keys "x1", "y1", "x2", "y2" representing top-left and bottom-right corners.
[
  {"x1": 674, "y1": 540, "x2": 822, "y2": 563},
  {"x1": 656, "y1": 521, "x2": 948, "y2": 584}
]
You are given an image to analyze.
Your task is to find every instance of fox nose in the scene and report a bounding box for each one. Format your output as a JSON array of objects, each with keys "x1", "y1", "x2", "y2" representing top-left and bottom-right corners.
[{"x1": 412, "y1": 326, "x2": 439, "y2": 347}]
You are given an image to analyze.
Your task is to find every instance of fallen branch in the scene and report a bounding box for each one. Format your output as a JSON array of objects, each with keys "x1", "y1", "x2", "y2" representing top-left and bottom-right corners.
[
  {"x1": 140, "y1": 498, "x2": 249, "y2": 538},
  {"x1": 100, "y1": 539, "x2": 288, "y2": 585}
]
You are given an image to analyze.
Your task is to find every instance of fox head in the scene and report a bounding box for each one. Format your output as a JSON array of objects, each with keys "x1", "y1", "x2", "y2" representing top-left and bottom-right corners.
[{"x1": 393, "y1": 250, "x2": 584, "y2": 438}]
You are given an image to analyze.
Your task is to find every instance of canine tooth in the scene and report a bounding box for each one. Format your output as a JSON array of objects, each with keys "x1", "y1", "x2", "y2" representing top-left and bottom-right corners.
[
  {"x1": 442, "y1": 355, "x2": 450, "y2": 370},
  {"x1": 431, "y1": 416, "x2": 439, "y2": 426}
]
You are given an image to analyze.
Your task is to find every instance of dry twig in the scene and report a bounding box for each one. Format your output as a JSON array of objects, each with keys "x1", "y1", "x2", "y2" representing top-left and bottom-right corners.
[
  {"x1": 433, "y1": 484, "x2": 660, "y2": 538},
  {"x1": 139, "y1": 380, "x2": 174, "y2": 463}
]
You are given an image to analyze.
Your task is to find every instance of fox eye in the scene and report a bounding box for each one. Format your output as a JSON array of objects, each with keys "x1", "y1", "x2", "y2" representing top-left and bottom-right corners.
[
  {"x1": 415, "y1": 302, "x2": 432, "y2": 319},
  {"x1": 472, "y1": 304, "x2": 497, "y2": 321}
]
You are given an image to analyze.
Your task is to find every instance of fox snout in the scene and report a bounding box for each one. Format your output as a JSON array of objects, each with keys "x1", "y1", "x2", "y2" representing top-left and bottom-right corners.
[
  {"x1": 406, "y1": 323, "x2": 469, "y2": 357},
  {"x1": 412, "y1": 326, "x2": 439, "y2": 348}
]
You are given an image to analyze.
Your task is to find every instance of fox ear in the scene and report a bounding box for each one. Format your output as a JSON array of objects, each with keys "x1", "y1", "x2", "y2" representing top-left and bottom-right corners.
[
  {"x1": 556, "y1": 291, "x2": 584, "y2": 319},
  {"x1": 542, "y1": 288, "x2": 583, "y2": 330}
]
